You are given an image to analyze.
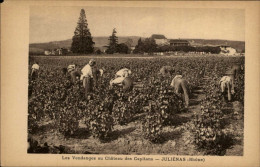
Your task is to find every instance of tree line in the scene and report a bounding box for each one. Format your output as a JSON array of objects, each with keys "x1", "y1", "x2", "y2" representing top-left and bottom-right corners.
[
  {"x1": 71, "y1": 9, "x2": 221, "y2": 55},
  {"x1": 133, "y1": 38, "x2": 221, "y2": 54}
]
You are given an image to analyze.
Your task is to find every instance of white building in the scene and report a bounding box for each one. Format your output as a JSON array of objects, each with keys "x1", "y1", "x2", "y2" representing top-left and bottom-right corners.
[
  {"x1": 151, "y1": 34, "x2": 169, "y2": 45},
  {"x1": 220, "y1": 45, "x2": 237, "y2": 56},
  {"x1": 44, "y1": 50, "x2": 51, "y2": 55}
]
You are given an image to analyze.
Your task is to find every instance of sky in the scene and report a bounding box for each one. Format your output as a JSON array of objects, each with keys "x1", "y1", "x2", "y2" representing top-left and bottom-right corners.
[{"x1": 30, "y1": 6, "x2": 245, "y2": 43}]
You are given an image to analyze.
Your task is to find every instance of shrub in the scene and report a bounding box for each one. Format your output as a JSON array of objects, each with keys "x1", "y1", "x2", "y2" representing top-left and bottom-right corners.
[
  {"x1": 142, "y1": 103, "x2": 164, "y2": 143},
  {"x1": 88, "y1": 100, "x2": 114, "y2": 140}
]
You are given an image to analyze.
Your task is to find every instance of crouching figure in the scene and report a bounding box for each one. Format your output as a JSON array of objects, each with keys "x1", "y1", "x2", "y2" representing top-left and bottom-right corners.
[
  {"x1": 109, "y1": 77, "x2": 134, "y2": 92},
  {"x1": 170, "y1": 75, "x2": 190, "y2": 107},
  {"x1": 68, "y1": 64, "x2": 81, "y2": 83},
  {"x1": 219, "y1": 76, "x2": 234, "y2": 101},
  {"x1": 159, "y1": 65, "x2": 175, "y2": 77},
  {"x1": 115, "y1": 68, "x2": 132, "y2": 78}
]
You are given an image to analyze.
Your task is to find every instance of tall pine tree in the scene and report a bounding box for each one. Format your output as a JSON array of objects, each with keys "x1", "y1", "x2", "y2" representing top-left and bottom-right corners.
[
  {"x1": 71, "y1": 9, "x2": 95, "y2": 54},
  {"x1": 106, "y1": 28, "x2": 118, "y2": 54},
  {"x1": 133, "y1": 38, "x2": 144, "y2": 53}
]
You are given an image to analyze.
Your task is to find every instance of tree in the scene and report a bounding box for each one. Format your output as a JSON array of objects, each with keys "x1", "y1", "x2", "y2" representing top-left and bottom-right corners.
[
  {"x1": 124, "y1": 38, "x2": 133, "y2": 48},
  {"x1": 71, "y1": 9, "x2": 95, "y2": 54},
  {"x1": 106, "y1": 28, "x2": 118, "y2": 54},
  {"x1": 143, "y1": 38, "x2": 157, "y2": 53},
  {"x1": 134, "y1": 39, "x2": 141, "y2": 54},
  {"x1": 133, "y1": 38, "x2": 143, "y2": 54},
  {"x1": 134, "y1": 38, "x2": 158, "y2": 54},
  {"x1": 95, "y1": 49, "x2": 102, "y2": 55},
  {"x1": 117, "y1": 43, "x2": 129, "y2": 54}
]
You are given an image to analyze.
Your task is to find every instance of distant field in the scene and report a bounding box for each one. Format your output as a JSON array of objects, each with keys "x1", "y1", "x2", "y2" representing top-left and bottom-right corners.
[
  {"x1": 29, "y1": 54, "x2": 243, "y2": 60},
  {"x1": 29, "y1": 37, "x2": 245, "y2": 55}
]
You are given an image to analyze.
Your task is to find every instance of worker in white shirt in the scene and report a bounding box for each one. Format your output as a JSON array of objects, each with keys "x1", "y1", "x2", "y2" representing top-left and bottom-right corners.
[
  {"x1": 81, "y1": 59, "x2": 95, "y2": 93},
  {"x1": 31, "y1": 62, "x2": 40, "y2": 80},
  {"x1": 81, "y1": 59, "x2": 104, "y2": 97},
  {"x1": 115, "y1": 68, "x2": 132, "y2": 78},
  {"x1": 170, "y1": 73, "x2": 190, "y2": 107},
  {"x1": 219, "y1": 76, "x2": 234, "y2": 101},
  {"x1": 109, "y1": 76, "x2": 134, "y2": 92}
]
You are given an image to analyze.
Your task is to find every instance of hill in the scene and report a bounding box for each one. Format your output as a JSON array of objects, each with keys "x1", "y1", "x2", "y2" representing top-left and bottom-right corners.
[
  {"x1": 29, "y1": 36, "x2": 143, "y2": 53},
  {"x1": 29, "y1": 37, "x2": 245, "y2": 54}
]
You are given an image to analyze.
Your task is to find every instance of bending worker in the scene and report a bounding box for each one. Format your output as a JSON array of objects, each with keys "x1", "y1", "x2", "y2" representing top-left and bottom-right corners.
[
  {"x1": 170, "y1": 74, "x2": 190, "y2": 107},
  {"x1": 67, "y1": 64, "x2": 81, "y2": 83},
  {"x1": 159, "y1": 65, "x2": 175, "y2": 76},
  {"x1": 223, "y1": 63, "x2": 242, "y2": 97},
  {"x1": 31, "y1": 62, "x2": 40, "y2": 80},
  {"x1": 115, "y1": 68, "x2": 132, "y2": 78},
  {"x1": 110, "y1": 76, "x2": 134, "y2": 92},
  {"x1": 225, "y1": 63, "x2": 242, "y2": 80},
  {"x1": 219, "y1": 76, "x2": 234, "y2": 101}
]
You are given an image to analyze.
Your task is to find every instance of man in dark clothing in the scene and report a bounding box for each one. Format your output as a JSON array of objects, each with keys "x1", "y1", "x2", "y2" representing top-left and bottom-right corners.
[
  {"x1": 63, "y1": 64, "x2": 81, "y2": 84},
  {"x1": 70, "y1": 70, "x2": 81, "y2": 83},
  {"x1": 91, "y1": 66, "x2": 104, "y2": 90},
  {"x1": 225, "y1": 64, "x2": 242, "y2": 80},
  {"x1": 224, "y1": 63, "x2": 243, "y2": 93}
]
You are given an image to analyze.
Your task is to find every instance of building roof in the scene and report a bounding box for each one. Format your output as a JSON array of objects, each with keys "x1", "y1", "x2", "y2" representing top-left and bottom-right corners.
[
  {"x1": 169, "y1": 39, "x2": 189, "y2": 43},
  {"x1": 151, "y1": 34, "x2": 166, "y2": 39}
]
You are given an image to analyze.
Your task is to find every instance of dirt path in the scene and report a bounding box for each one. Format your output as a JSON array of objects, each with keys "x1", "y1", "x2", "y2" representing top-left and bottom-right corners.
[
  {"x1": 183, "y1": 76, "x2": 244, "y2": 156},
  {"x1": 169, "y1": 80, "x2": 206, "y2": 155}
]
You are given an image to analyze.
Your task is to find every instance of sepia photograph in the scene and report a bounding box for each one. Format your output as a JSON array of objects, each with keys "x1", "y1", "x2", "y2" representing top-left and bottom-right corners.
[{"x1": 27, "y1": 6, "x2": 245, "y2": 156}]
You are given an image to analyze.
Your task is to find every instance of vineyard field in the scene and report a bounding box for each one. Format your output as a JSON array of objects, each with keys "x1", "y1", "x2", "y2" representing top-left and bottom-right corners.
[{"x1": 28, "y1": 54, "x2": 244, "y2": 155}]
